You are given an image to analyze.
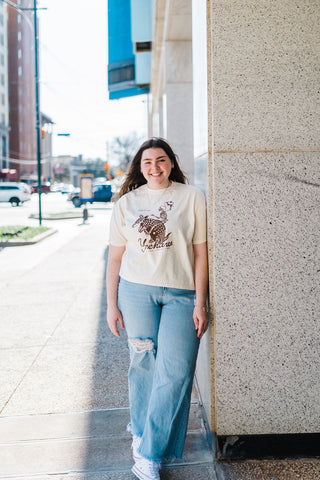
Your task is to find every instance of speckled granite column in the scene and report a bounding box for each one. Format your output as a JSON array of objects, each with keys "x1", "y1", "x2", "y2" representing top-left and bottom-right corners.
[
  {"x1": 165, "y1": 39, "x2": 194, "y2": 182},
  {"x1": 207, "y1": 0, "x2": 320, "y2": 435}
]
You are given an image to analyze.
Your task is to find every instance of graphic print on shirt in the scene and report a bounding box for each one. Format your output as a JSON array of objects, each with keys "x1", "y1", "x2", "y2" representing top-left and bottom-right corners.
[{"x1": 132, "y1": 201, "x2": 174, "y2": 252}]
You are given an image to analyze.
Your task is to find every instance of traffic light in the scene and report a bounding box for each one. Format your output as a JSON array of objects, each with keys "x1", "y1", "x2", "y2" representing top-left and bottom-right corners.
[
  {"x1": 41, "y1": 128, "x2": 46, "y2": 139},
  {"x1": 104, "y1": 162, "x2": 110, "y2": 176}
]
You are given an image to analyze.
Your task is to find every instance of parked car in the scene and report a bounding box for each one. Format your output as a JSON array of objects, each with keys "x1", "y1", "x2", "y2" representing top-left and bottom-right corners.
[
  {"x1": 0, "y1": 182, "x2": 31, "y2": 206},
  {"x1": 50, "y1": 182, "x2": 64, "y2": 192},
  {"x1": 71, "y1": 183, "x2": 112, "y2": 207},
  {"x1": 60, "y1": 183, "x2": 75, "y2": 195},
  {"x1": 31, "y1": 182, "x2": 51, "y2": 194},
  {"x1": 67, "y1": 187, "x2": 80, "y2": 201}
]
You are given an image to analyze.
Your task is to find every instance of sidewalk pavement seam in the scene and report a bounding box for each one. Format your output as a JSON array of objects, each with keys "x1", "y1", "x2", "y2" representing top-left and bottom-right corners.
[
  {"x1": 0, "y1": 431, "x2": 208, "y2": 446},
  {"x1": 0, "y1": 463, "x2": 218, "y2": 479},
  {"x1": 0, "y1": 406, "x2": 131, "y2": 419}
]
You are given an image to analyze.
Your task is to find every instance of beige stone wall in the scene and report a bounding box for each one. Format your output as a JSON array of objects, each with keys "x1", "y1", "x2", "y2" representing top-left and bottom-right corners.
[{"x1": 207, "y1": 0, "x2": 320, "y2": 435}]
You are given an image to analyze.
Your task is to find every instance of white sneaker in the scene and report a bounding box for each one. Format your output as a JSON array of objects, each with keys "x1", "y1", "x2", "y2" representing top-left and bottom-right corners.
[
  {"x1": 132, "y1": 457, "x2": 160, "y2": 480},
  {"x1": 132, "y1": 434, "x2": 142, "y2": 461}
]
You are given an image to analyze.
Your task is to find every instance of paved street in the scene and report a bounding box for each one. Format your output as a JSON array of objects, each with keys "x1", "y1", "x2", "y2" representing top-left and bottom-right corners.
[{"x1": 0, "y1": 191, "x2": 76, "y2": 226}]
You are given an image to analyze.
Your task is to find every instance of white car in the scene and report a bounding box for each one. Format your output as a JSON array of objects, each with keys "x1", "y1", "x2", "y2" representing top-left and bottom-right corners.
[{"x1": 0, "y1": 182, "x2": 31, "y2": 206}]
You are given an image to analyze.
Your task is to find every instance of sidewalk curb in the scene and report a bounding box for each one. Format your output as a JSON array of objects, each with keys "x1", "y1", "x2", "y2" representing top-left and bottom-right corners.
[
  {"x1": 0, "y1": 228, "x2": 57, "y2": 247},
  {"x1": 29, "y1": 212, "x2": 93, "y2": 220}
]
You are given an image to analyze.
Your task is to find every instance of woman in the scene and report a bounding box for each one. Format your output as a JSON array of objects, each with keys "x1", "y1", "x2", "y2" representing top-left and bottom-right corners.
[{"x1": 107, "y1": 137, "x2": 208, "y2": 480}]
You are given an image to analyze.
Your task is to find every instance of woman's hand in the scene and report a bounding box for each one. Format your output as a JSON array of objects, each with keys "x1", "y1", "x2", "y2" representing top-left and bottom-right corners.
[
  {"x1": 107, "y1": 305, "x2": 125, "y2": 337},
  {"x1": 106, "y1": 245, "x2": 125, "y2": 337},
  {"x1": 193, "y1": 306, "x2": 209, "y2": 339},
  {"x1": 193, "y1": 242, "x2": 209, "y2": 339}
]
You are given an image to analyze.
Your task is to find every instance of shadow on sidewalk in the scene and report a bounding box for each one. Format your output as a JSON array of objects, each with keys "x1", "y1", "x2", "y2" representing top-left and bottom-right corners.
[
  {"x1": 89, "y1": 245, "x2": 130, "y2": 408},
  {"x1": 83, "y1": 246, "x2": 132, "y2": 473}
]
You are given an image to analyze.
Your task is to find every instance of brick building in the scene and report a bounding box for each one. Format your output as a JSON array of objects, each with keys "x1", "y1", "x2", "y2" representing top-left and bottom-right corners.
[
  {"x1": 7, "y1": 0, "x2": 37, "y2": 180},
  {"x1": 0, "y1": 2, "x2": 9, "y2": 171}
]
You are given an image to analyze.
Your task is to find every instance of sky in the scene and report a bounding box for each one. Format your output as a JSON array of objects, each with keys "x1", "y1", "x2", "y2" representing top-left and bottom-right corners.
[{"x1": 38, "y1": 0, "x2": 148, "y2": 161}]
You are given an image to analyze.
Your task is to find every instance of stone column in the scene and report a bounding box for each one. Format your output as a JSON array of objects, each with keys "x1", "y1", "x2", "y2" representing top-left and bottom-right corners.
[
  {"x1": 207, "y1": 0, "x2": 320, "y2": 439},
  {"x1": 165, "y1": 39, "x2": 194, "y2": 181}
]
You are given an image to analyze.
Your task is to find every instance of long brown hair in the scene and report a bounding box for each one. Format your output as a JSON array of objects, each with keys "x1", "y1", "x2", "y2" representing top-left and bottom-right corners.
[{"x1": 119, "y1": 137, "x2": 187, "y2": 198}]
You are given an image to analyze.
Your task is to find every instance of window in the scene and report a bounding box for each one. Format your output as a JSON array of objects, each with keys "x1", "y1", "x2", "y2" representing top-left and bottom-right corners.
[
  {"x1": 0, "y1": 34, "x2": 4, "y2": 46},
  {"x1": 1, "y1": 94, "x2": 4, "y2": 105},
  {"x1": 1, "y1": 74, "x2": 4, "y2": 85},
  {"x1": 18, "y1": 49, "x2": 22, "y2": 59},
  {"x1": 18, "y1": 66, "x2": 22, "y2": 76},
  {"x1": 17, "y1": 14, "x2": 22, "y2": 24},
  {"x1": 2, "y1": 186, "x2": 19, "y2": 191},
  {"x1": 1, "y1": 54, "x2": 4, "y2": 66},
  {"x1": 2, "y1": 135, "x2": 7, "y2": 160},
  {"x1": 18, "y1": 31, "x2": 22, "y2": 41},
  {"x1": 135, "y1": 42, "x2": 152, "y2": 53},
  {"x1": 108, "y1": 64, "x2": 135, "y2": 85}
]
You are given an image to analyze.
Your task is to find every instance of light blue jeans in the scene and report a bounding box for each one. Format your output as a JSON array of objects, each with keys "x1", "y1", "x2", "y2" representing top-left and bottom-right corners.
[{"x1": 118, "y1": 278, "x2": 200, "y2": 463}]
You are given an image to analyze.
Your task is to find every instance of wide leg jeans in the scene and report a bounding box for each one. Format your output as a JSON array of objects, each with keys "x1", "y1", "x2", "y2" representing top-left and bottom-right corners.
[{"x1": 118, "y1": 278, "x2": 200, "y2": 463}]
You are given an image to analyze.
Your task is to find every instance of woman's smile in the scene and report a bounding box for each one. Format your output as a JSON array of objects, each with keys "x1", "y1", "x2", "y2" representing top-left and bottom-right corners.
[{"x1": 140, "y1": 148, "x2": 173, "y2": 189}]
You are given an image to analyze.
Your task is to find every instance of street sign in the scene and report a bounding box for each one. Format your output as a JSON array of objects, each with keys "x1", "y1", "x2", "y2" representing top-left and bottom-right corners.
[{"x1": 79, "y1": 174, "x2": 94, "y2": 202}]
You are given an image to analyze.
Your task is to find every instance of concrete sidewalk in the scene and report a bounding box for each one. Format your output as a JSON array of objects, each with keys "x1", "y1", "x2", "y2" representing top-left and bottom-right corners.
[
  {"x1": 0, "y1": 211, "x2": 216, "y2": 479},
  {"x1": 1, "y1": 211, "x2": 319, "y2": 480}
]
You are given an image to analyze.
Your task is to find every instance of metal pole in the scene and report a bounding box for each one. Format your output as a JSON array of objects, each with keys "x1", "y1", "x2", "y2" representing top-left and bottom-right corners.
[
  {"x1": 33, "y1": 0, "x2": 42, "y2": 225},
  {"x1": 1, "y1": 0, "x2": 46, "y2": 223}
]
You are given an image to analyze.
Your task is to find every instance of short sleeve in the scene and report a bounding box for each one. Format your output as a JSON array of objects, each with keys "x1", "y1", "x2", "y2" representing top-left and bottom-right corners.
[
  {"x1": 109, "y1": 200, "x2": 127, "y2": 246},
  {"x1": 192, "y1": 191, "x2": 207, "y2": 244}
]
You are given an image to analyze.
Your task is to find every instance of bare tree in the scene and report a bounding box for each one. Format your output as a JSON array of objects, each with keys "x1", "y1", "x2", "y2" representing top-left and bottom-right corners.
[{"x1": 109, "y1": 132, "x2": 143, "y2": 172}]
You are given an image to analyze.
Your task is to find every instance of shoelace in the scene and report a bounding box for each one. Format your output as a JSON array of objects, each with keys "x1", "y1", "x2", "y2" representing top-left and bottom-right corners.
[{"x1": 147, "y1": 461, "x2": 160, "y2": 475}]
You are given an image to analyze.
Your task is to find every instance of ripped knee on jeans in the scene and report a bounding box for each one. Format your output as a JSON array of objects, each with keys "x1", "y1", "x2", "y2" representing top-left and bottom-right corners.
[{"x1": 129, "y1": 338, "x2": 154, "y2": 354}]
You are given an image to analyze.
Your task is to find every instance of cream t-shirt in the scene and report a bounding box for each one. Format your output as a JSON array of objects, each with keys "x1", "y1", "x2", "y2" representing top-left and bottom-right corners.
[{"x1": 109, "y1": 181, "x2": 207, "y2": 290}]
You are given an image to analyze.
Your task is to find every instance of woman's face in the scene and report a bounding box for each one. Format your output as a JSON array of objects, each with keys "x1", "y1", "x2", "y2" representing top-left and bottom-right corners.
[{"x1": 140, "y1": 148, "x2": 173, "y2": 189}]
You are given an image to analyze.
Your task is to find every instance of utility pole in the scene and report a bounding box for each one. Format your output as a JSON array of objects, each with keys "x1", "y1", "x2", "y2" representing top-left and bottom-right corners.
[
  {"x1": 1, "y1": 0, "x2": 46, "y2": 225},
  {"x1": 33, "y1": 0, "x2": 42, "y2": 224}
]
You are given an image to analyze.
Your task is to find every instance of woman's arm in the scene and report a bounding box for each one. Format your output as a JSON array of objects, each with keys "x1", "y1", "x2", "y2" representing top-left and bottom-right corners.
[
  {"x1": 106, "y1": 244, "x2": 126, "y2": 337},
  {"x1": 193, "y1": 242, "x2": 209, "y2": 339}
]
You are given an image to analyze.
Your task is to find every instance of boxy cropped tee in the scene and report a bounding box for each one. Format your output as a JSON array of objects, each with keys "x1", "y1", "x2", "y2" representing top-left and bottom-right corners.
[{"x1": 109, "y1": 181, "x2": 207, "y2": 290}]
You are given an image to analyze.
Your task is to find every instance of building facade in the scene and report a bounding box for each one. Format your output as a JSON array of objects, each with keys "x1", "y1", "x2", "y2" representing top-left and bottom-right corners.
[
  {"x1": 107, "y1": 0, "x2": 151, "y2": 99},
  {"x1": 149, "y1": 0, "x2": 320, "y2": 458},
  {"x1": 7, "y1": 0, "x2": 37, "y2": 181},
  {"x1": 0, "y1": 2, "x2": 9, "y2": 171}
]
